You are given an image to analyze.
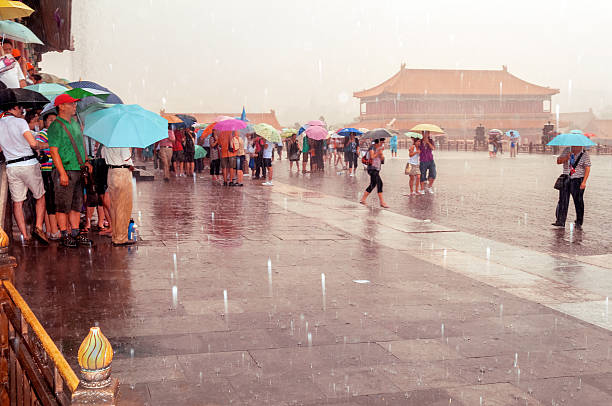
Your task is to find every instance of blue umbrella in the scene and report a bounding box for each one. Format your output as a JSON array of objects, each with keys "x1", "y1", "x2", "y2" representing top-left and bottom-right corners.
[
  {"x1": 298, "y1": 125, "x2": 308, "y2": 135},
  {"x1": 337, "y1": 127, "x2": 363, "y2": 136},
  {"x1": 505, "y1": 130, "x2": 520, "y2": 138},
  {"x1": 83, "y1": 104, "x2": 168, "y2": 148},
  {"x1": 547, "y1": 132, "x2": 596, "y2": 147}
]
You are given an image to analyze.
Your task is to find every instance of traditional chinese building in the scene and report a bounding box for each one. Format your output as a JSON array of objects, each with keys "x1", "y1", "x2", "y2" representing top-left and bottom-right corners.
[{"x1": 350, "y1": 64, "x2": 559, "y2": 142}]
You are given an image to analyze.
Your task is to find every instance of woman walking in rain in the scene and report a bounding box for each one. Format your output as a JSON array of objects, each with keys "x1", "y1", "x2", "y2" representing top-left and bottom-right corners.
[
  {"x1": 359, "y1": 139, "x2": 389, "y2": 208},
  {"x1": 287, "y1": 134, "x2": 301, "y2": 172}
]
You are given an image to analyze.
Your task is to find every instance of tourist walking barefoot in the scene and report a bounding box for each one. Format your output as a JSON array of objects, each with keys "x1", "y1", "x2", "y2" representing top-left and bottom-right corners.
[{"x1": 359, "y1": 139, "x2": 388, "y2": 208}]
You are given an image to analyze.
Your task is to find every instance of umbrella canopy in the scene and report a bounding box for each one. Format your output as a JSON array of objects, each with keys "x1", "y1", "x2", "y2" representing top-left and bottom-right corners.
[
  {"x1": 362, "y1": 128, "x2": 393, "y2": 140},
  {"x1": 194, "y1": 145, "x2": 207, "y2": 159},
  {"x1": 488, "y1": 129, "x2": 503, "y2": 136},
  {"x1": 254, "y1": 123, "x2": 281, "y2": 143},
  {"x1": 547, "y1": 132, "x2": 596, "y2": 147},
  {"x1": 24, "y1": 83, "x2": 69, "y2": 100},
  {"x1": 39, "y1": 73, "x2": 69, "y2": 85},
  {"x1": 505, "y1": 130, "x2": 520, "y2": 138},
  {"x1": 0, "y1": 20, "x2": 42, "y2": 44},
  {"x1": 305, "y1": 125, "x2": 327, "y2": 140},
  {"x1": 405, "y1": 131, "x2": 423, "y2": 139},
  {"x1": 298, "y1": 125, "x2": 308, "y2": 135},
  {"x1": 77, "y1": 102, "x2": 115, "y2": 120},
  {"x1": 65, "y1": 87, "x2": 110, "y2": 100},
  {"x1": 410, "y1": 123, "x2": 444, "y2": 134},
  {"x1": 68, "y1": 81, "x2": 123, "y2": 104},
  {"x1": 0, "y1": 88, "x2": 48, "y2": 109},
  {"x1": 281, "y1": 128, "x2": 297, "y2": 138},
  {"x1": 0, "y1": 1, "x2": 34, "y2": 20},
  {"x1": 161, "y1": 113, "x2": 183, "y2": 124},
  {"x1": 214, "y1": 115, "x2": 233, "y2": 122},
  {"x1": 83, "y1": 104, "x2": 168, "y2": 148},
  {"x1": 337, "y1": 127, "x2": 363, "y2": 136},
  {"x1": 307, "y1": 120, "x2": 325, "y2": 127},
  {"x1": 176, "y1": 114, "x2": 197, "y2": 127},
  {"x1": 330, "y1": 131, "x2": 344, "y2": 139},
  {"x1": 214, "y1": 118, "x2": 247, "y2": 132}
]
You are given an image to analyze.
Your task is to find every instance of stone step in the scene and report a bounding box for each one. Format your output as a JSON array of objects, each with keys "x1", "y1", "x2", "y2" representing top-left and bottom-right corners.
[{"x1": 133, "y1": 168, "x2": 155, "y2": 181}]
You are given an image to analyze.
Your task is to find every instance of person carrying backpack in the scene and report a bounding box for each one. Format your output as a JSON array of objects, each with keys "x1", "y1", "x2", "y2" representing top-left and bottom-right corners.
[{"x1": 359, "y1": 139, "x2": 389, "y2": 208}]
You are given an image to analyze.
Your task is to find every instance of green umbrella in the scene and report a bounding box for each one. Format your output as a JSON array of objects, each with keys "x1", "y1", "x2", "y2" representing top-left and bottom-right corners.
[
  {"x1": 405, "y1": 131, "x2": 423, "y2": 139},
  {"x1": 24, "y1": 83, "x2": 68, "y2": 100},
  {"x1": 0, "y1": 20, "x2": 43, "y2": 44},
  {"x1": 254, "y1": 123, "x2": 281, "y2": 143},
  {"x1": 65, "y1": 87, "x2": 110, "y2": 100},
  {"x1": 194, "y1": 145, "x2": 207, "y2": 159}
]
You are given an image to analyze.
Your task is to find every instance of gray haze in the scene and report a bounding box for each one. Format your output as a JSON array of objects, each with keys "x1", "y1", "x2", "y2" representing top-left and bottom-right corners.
[{"x1": 41, "y1": 0, "x2": 612, "y2": 126}]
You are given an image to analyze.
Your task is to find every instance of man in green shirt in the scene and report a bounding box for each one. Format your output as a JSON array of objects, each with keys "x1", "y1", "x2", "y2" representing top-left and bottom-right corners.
[{"x1": 47, "y1": 94, "x2": 93, "y2": 248}]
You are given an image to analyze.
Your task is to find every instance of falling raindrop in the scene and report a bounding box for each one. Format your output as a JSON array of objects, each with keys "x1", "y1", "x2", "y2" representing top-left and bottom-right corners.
[
  {"x1": 223, "y1": 289, "x2": 228, "y2": 315},
  {"x1": 307, "y1": 332, "x2": 312, "y2": 347},
  {"x1": 486, "y1": 247, "x2": 491, "y2": 261},
  {"x1": 321, "y1": 273, "x2": 326, "y2": 311},
  {"x1": 172, "y1": 285, "x2": 178, "y2": 308},
  {"x1": 514, "y1": 352, "x2": 518, "y2": 368},
  {"x1": 267, "y1": 258, "x2": 273, "y2": 297}
]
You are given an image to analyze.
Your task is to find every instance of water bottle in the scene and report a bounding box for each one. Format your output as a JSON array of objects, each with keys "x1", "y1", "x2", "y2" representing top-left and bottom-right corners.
[
  {"x1": 132, "y1": 224, "x2": 139, "y2": 241},
  {"x1": 128, "y1": 219, "x2": 134, "y2": 241}
]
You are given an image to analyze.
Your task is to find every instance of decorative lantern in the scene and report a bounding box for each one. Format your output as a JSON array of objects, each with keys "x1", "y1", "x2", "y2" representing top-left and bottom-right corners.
[{"x1": 77, "y1": 327, "x2": 114, "y2": 388}]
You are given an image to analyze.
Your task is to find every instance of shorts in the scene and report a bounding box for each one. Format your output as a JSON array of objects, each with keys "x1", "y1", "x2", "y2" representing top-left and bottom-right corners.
[
  {"x1": 302, "y1": 152, "x2": 309, "y2": 163},
  {"x1": 172, "y1": 150, "x2": 184, "y2": 162},
  {"x1": 407, "y1": 164, "x2": 421, "y2": 176},
  {"x1": 390, "y1": 146, "x2": 397, "y2": 153},
  {"x1": 220, "y1": 156, "x2": 236, "y2": 169},
  {"x1": 7, "y1": 163, "x2": 45, "y2": 202},
  {"x1": 263, "y1": 158, "x2": 272, "y2": 168},
  {"x1": 53, "y1": 169, "x2": 83, "y2": 214},
  {"x1": 236, "y1": 155, "x2": 245, "y2": 171},
  {"x1": 419, "y1": 161, "x2": 436, "y2": 182}
]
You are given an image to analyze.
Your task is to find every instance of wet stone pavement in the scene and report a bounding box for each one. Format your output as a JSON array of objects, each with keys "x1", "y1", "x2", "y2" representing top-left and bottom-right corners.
[{"x1": 10, "y1": 150, "x2": 612, "y2": 405}]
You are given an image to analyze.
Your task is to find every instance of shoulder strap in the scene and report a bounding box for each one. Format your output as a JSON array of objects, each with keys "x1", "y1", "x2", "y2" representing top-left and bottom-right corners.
[
  {"x1": 571, "y1": 152, "x2": 584, "y2": 169},
  {"x1": 56, "y1": 119, "x2": 85, "y2": 166}
]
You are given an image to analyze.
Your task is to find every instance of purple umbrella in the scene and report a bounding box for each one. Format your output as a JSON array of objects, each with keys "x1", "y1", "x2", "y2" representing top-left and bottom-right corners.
[
  {"x1": 214, "y1": 119, "x2": 247, "y2": 132},
  {"x1": 305, "y1": 126, "x2": 327, "y2": 140}
]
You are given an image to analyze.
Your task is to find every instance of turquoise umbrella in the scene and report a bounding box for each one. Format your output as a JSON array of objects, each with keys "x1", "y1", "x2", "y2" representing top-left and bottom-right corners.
[
  {"x1": 24, "y1": 83, "x2": 68, "y2": 100},
  {"x1": 83, "y1": 104, "x2": 168, "y2": 148},
  {"x1": 547, "y1": 132, "x2": 596, "y2": 147},
  {"x1": 0, "y1": 20, "x2": 43, "y2": 44},
  {"x1": 194, "y1": 145, "x2": 207, "y2": 159}
]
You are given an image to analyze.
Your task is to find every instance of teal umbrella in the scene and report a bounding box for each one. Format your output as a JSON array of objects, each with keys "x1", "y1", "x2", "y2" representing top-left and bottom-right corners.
[
  {"x1": 547, "y1": 131, "x2": 596, "y2": 147},
  {"x1": 0, "y1": 20, "x2": 43, "y2": 44},
  {"x1": 194, "y1": 145, "x2": 207, "y2": 159},
  {"x1": 83, "y1": 104, "x2": 168, "y2": 148},
  {"x1": 24, "y1": 83, "x2": 68, "y2": 100}
]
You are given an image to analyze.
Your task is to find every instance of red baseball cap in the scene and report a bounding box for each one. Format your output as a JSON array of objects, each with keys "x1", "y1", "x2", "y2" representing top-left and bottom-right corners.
[{"x1": 54, "y1": 93, "x2": 80, "y2": 106}]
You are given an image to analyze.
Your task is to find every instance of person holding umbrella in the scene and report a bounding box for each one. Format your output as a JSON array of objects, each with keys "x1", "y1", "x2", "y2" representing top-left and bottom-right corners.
[
  {"x1": 359, "y1": 139, "x2": 389, "y2": 208},
  {"x1": 47, "y1": 93, "x2": 93, "y2": 247},
  {"x1": 103, "y1": 145, "x2": 135, "y2": 245},
  {"x1": 419, "y1": 131, "x2": 437, "y2": 194}
]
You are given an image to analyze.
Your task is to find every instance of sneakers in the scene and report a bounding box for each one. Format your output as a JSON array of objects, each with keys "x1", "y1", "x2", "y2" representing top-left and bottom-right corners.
[
  {"x1": 349, "y1": 173, "x2": 354, "y2": 177},
  {"x1": 427, "y1": 187, "x2": 435, "y2": 194},
  {"x1": 229, "y1": 181, "x2": 235, "y2": 186},
  {"x1": 262, "y1": 181, "x2": 273, "y2": 186},
  {"x1": 48, "y1": 231, "x2": 61, "y2": 241},
  {"x1": 61, "y1": 234, "x2": 78, "y2": 248},
  {"x1": 32, "y1": 227, "x2": 49, "y2": 246},
  {"x1": 75, "y1": 233, "x2": 93, "y2": 246},
  {"x1": 551, "y1": 222, "x2": 565, "y2": 227},
  {"x1": 418, "y1": 190, "x2": 426, "y2": 195}
]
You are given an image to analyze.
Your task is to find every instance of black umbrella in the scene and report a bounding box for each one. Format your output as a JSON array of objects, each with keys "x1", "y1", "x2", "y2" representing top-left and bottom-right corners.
[
  {"x1": 0, "y1": 88, "x2": 48, "y2": 109},
  {"x1": 176, "y1": 114, "x2": 197, "y2": 127},
  {"x1": 362, "y1": 128, "x2": 393, "y2": 140}
]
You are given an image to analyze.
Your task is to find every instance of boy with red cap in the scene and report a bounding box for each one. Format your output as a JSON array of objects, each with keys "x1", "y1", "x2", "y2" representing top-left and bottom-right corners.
[{"x1": 47, "y1": 94, "x2": 93, "y2": 248}]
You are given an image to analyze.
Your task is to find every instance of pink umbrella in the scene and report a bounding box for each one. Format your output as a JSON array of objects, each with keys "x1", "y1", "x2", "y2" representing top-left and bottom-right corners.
[
  {"x1": 307, "y1": 120, "x2": 325, "y2": 127},
  {"x1": 214, "y1": 118, "x2": 247, "y2": 132},
  {"x1": 305, "y1": 125, "x2": 327, "y2": 140}
]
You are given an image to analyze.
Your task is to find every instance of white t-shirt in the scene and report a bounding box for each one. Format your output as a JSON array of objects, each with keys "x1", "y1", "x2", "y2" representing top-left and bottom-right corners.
[
  {"x1": 0, "y1": 116, "x2": 36, "y2": 167},
  {"x1": 0, "y1": 57, "x2": 25, "y2": 89},
  {"x1": 263, "y1": 141, "x2": 273, "y2": 159}
]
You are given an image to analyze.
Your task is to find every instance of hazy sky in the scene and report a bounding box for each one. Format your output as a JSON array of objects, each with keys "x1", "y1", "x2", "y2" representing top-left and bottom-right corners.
[{"x1": 41, "y1": 0, "x2": 612, "y2": 126}]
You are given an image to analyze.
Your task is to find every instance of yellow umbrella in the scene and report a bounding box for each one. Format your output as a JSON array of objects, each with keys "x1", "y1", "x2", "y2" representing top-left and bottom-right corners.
[
  {"x1": 281, "y1": 128, "x2": 297, "y2": 138},
  {"x1": 410, "y1": 124, "x2": 445, "y2": 134},
  {"x1": 0, "y1": 1, "x2": 34, "y2": 20},
  {"x1": 254, "y1": 123, "x2": 281, "y2": 143}
]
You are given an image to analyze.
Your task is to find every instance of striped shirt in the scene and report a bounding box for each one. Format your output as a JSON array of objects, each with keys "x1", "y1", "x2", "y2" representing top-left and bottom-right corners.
[
  {"x1": 560, "y1": 148, "x2": 591, "y2": 178},
  {"x1": 34, "y1": 129, "x2": 52, "y2": 171}
]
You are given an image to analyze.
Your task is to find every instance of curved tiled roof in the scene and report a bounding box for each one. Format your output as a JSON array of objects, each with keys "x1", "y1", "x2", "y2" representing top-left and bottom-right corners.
[{"x1": 354, "y1": 66, "x2": 559, "y2": 98}]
